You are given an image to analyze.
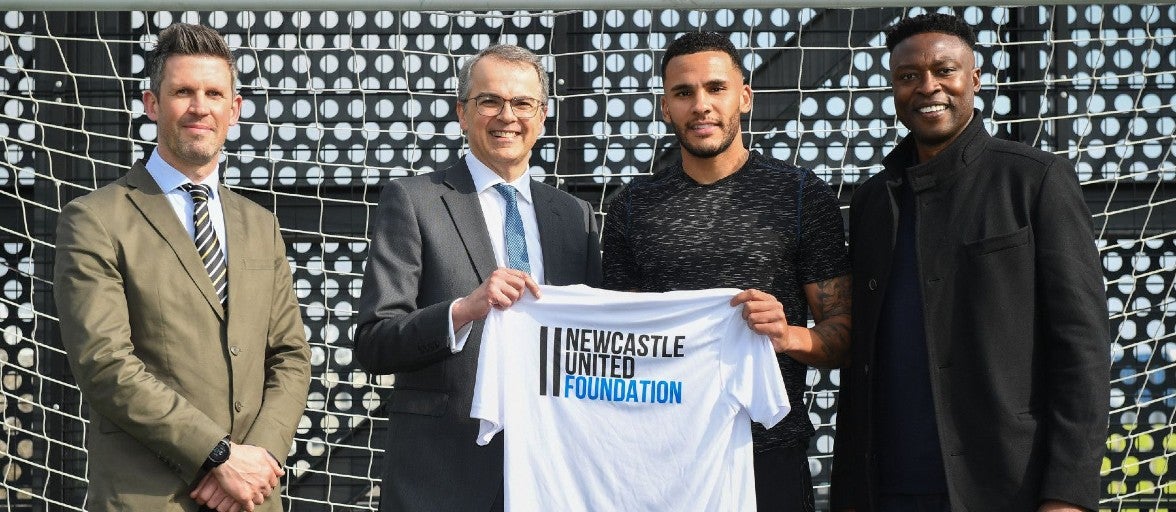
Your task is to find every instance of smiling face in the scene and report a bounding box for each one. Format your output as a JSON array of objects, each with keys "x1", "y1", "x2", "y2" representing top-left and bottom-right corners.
[
  {"x1": 889, "y1": 31, "x2": 981, "y2": 162},
  {"x1": 456, "y1": 55, "x2": 547, "y2": 182},
  {"x1": 661, "y1": 51, "x2": 751, "y2": 163},
  {"x1": 143, "y1": 54, "x2": 241, "y2": 183}
]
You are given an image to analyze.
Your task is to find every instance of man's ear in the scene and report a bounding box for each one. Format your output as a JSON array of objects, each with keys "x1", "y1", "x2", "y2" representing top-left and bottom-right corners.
[{"x1": 143, "y1": 89, "x2": 159, "y2": 122}]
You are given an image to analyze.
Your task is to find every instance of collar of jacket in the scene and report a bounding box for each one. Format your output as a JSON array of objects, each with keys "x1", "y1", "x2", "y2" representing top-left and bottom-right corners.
[{"x1": 880, "y1": 108, "x2": 989, "y2": 193}]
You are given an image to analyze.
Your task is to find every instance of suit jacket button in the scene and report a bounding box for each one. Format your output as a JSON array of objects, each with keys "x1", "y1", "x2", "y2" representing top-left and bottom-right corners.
[
  {"x1": 234, "y1": 401, "x2": 243, "y2": 412},
  {"x1": 867, "y1": 278, "x2": 878, "y2": 290},
  {"x1": 230, "y1": 346, "x2": 241, "y2": 356}
]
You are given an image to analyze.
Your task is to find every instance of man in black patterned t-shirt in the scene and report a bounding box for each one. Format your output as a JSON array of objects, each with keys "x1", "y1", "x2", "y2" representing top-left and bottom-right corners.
[{"x1": 601, "y1": 31, "x2": 851, "y2": 512}]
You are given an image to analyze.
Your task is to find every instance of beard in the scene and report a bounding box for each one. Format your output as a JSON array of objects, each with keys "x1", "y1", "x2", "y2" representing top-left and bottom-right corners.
[
  {"x1": 671, "y1": 116, "x2": 741, "y2": 159},
  {"x1": 160, "y1": 130, "x2": 223, "y2": 169}
]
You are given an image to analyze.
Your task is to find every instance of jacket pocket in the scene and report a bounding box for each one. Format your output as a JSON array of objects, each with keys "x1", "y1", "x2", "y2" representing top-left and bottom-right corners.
[
  {"x1": 242, "y1": 258, "x2": 274, "y2": 270},
  {"x1": 965, "y1": 226, "x2": 1031, "y2": 256},
  {"x1": 1016, "y1": 406, "x2": 1043, "y2": 422},
  {"x1": 387, "y1": 388, "x2": 449, "y2": 417}
]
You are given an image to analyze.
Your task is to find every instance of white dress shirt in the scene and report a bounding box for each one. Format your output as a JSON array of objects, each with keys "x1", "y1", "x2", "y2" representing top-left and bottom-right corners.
[{"x1": 448, "y1": 154, "x2": 547, "y2": 352}]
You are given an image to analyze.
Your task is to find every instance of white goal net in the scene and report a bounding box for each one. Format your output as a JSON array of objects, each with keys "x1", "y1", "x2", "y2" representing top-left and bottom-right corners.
[{"x1": 0, "y1": 5, "x2": 1173, "y2": 510}]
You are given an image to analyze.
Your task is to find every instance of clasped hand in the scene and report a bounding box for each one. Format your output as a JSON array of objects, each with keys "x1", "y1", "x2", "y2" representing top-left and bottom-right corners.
[{"x1": 190, "y1": 442, "x2": 284, "y2": 512}]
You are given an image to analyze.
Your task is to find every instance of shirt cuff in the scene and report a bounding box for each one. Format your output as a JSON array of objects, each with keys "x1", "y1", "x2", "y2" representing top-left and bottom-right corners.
[{"x1": 448, "y1": 298, "x2": 473, "y2": 353}]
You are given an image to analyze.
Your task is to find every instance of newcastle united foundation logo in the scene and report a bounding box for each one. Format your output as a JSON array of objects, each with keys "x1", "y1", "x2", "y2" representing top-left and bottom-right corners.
[{"x1": 536, "y1": 325, "x2": 685, "y2": 404}]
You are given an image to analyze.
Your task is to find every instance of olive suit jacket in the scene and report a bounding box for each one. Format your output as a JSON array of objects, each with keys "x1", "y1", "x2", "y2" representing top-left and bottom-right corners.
[
  {"x1": 355, "y1": 161, "x2": 602, "y2": 511},
  {"x1": 54, "y1": 161, "x2": 312, "y2": 511}
]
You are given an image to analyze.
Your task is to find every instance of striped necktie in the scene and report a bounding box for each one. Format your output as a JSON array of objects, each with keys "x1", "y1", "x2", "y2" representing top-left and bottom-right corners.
[
  {"x1": 493, "y1": 183, "x2": 531, "y2": 274},
  {"x1": 182, "y1": 183, "x2": 228, "y2": 306}
]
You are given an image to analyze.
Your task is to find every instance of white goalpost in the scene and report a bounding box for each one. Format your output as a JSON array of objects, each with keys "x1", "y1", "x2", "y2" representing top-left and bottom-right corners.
[{"x1": 0, "y1": 4, "x2": 1173, "y2": 511}]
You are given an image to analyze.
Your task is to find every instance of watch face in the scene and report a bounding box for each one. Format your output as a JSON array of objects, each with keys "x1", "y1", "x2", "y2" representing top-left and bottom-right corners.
[
  {"x1": 211, "y1": 440, "x2": 230, "y2": 464},
  {"x1": 202, "y1": 438, "x2": 232, "y2": 471}
]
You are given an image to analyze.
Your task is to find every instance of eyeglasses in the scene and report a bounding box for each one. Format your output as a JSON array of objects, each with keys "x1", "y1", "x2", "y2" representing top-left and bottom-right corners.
[{"x1": 465, "y1": 94, "x2": 545, "y2": 119}]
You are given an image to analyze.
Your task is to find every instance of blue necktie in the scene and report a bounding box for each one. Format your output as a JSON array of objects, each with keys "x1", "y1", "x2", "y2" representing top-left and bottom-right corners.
[{"x1": 493, "y1": 183, "x2": 531, "y2": 274}]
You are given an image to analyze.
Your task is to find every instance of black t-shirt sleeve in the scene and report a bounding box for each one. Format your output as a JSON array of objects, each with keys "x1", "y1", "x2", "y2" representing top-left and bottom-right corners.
[
  {"x1": 796, "y1": 170, "x2": 850, "y2": 285},
  {"x1": 601, "y1": 187, "x2": 638, "y2": 291}
]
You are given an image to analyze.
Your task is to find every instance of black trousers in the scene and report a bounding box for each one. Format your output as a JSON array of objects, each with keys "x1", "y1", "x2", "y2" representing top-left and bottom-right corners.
[
  {"x1": 754, "y1": 443, "x2": 816, "y2": 512},
  {"x1": 877, "y1": 493, "x2": 952, "y2": 512}
]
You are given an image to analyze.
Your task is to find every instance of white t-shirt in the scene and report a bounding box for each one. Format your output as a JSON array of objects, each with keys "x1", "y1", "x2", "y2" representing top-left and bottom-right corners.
[{"x1": 471, "y1": 285, "x2": 790, "y2": 512}]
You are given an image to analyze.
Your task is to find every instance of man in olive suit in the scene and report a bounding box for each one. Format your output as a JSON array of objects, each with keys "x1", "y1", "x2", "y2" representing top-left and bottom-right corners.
[{"x1": 54, "y1": 23, "x2": 310, "y2": 512}]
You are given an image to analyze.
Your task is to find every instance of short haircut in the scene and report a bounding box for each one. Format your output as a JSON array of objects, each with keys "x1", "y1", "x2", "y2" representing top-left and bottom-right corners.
[
  {"x1": 885, "y1": 13, "x2": 977, "y2": 51},
  {"x1": 661, "y1": 31, "x2": 743, "y2": 79},
  {"x1": 147, "y1": 23, "x2": 236, "y2": 95},
  {"x1": 457, "y1": 44, "x2": 550, "y2": 103}
]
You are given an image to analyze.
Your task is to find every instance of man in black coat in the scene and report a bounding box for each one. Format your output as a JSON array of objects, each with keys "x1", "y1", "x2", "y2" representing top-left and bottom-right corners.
[{"x1": 831, "y1": 13, "x2": 1109, "y2": 512}]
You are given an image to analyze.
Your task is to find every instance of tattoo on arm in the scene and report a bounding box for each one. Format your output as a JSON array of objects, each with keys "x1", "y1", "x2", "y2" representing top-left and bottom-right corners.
[{"x1": 809, "y1": 275, "x2": 852, "y2": 365}]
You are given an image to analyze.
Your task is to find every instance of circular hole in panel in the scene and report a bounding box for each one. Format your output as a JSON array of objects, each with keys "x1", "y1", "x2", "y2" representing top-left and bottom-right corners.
[
  {"x1": 716, "y1": 9, "x2": 735, "y2": 27},
  {"x1": 771, "y1": 8, "x2": 790, "y2": 27},
  {"x1": 611, "y1": 9, "x2": 643, "y2": 28},
  {"x1": 744, "y1": 9, "x2": 764, "y2": 27},
  {"x1": 604, "y1": 10, "x2": 625, "y2": 28},
  {"x1": 660, "y1": 10, "x2": 680, "y2": 28}
]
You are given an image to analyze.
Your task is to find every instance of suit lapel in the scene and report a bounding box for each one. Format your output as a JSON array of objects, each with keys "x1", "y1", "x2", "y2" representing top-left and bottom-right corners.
[
  {"x1": 531, "y1": 183, "x2": 565, "y2": 285},
  {"x1": 440, "y1": 163, "x2": 498, "y2": 281},
  {"x1": 221, "y1": 188, "x2": 246, "y2": 321},
  {"x1": 124, "y1": 163, "x2": 227, "y2": 319}
]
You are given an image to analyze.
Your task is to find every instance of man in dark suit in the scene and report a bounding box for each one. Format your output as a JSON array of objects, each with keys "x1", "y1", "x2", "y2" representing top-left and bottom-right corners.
[
  {"x1": 830, "y1": 13, "x2": 1109, "y2": 512},
  {"x1": 355, "y1": 44, "x2": 602, "y2": 511},
  {"x1": 53, "y1": 23, "x2": 311, "y2": 512}
]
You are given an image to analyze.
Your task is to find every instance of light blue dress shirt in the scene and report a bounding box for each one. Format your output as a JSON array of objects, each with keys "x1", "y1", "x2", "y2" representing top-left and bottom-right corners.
[
  {"x1": 144, "y1": 150, "x2": 230, "y2": 262},
  {"x1": 447, "y1": 154, "x2": 547, "y2": 352}
]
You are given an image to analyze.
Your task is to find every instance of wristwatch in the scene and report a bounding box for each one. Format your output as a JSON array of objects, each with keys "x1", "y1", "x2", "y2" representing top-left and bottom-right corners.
[{"x1": 202, "y1": 436, "x2": 231, "y2": 471}]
